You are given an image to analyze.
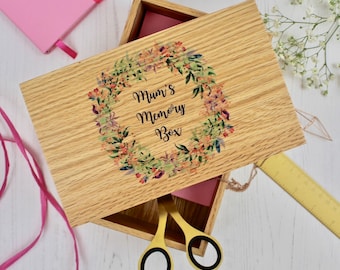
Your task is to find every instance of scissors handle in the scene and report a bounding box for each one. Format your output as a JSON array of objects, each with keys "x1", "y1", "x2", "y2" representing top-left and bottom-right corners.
[
  {"x1": 159, "y1": 195, "x2": 223, "y2": 269},
  {"x1": 139, "y1": 247, "x2": 172, "y2": 270},
  {"x1": 187, "y1": 235, "x2": 222, "y2": 270}
]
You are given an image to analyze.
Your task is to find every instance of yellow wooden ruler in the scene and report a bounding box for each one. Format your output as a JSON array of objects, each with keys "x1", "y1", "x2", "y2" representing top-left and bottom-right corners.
[{"x1": 256, "y1": 153, "x2": 340, "y2": 238}]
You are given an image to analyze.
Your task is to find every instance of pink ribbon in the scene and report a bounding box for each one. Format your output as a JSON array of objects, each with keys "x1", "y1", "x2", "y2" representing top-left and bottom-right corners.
[
  {"x1": 0, "y1": 107, "x2": 79, "y2": 270},
  {"x1": 54, "y1": 0, "x2": 102, "y2": 58},
  {"x1": 0, "y1": 133, "x2": 9, "y2": 197},
  {"x1": 55, "y1": 40, "x2": 78, "y2": 59}
]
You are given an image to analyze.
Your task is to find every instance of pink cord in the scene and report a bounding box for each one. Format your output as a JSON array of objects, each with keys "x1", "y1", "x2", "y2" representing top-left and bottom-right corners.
[
  {"x1": 55, "y1": 40, "x2": 78, "y2": 59},
  {"x1": 0, "y1": 107, "x2": 79, "y2": 270}
]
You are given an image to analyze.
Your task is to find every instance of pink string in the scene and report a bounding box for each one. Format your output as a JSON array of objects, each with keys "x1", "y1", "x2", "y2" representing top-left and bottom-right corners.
[
  {"x1": 0, "y1": 107, "x2": 79, "y2": 270},
  {"x1": 0, "y1": 133, "x2": 9, "y2": 197},
  {"x1": 55, "y1": 40, "x2": 78, "y2": 59}
]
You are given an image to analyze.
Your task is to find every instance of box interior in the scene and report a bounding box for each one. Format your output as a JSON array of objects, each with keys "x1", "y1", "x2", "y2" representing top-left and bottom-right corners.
[
  {"x1": 122, "y1": 0, "x2": 203, "y2": 43},
  {"x1": 103, "y1": 188, "x2": 214, "y2": 248},
  {"x1": 100, "y1": 173, "x2": 226, "y2": 254},
  {"x1": 138, "y1": 11, "x2": 183, "y2": 38}
]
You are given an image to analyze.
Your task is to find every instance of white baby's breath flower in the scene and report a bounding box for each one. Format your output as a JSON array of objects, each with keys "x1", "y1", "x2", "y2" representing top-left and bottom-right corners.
[
  {"x1": 271, "y1": 5, "x2": 279, "y2": 13},
  {"x1": 288, "y1": 54, "x2": 296, "y2": 62},
  {"x1": 278, "y1": 53, "x2": 286, "y2": 61},
  {"x1": 291, "y1": 0, "x2": 303, "y2": 5},
  {"x1": 307, "y1": 30, "x2": 317, "y2": 42},
  {"x1": 328, "y1": 14, "x2": 336, "y2": 22},
  {"x1": 311, "y1": 55, "x2": 318, "y2": 63},
  {"x1": 306, "y1": 6, "x2": 315, "y2": 17},
  {"x1": 312, "y1": 75, "x2": 320, "y2": 88},
  {"x1": 273, "y1": 19, "x2": 281, "y2": 28},
  {"x1": 264, "y1": 0, "x2": 338, "y2": 95},
  {"x1": 306, "y1": 77, "x2": 314, "y2": 88},
  {"x1": 319, "y1": 40, "x2": 326, "y2": 48},
  {"x1": 298, "y1": 42, "x2": 305, "y2": 50},
  {"x1": 288, "y1": 35, "x2": 297, "y2": 45},
  {"x1": 272, "y1": 31, "x2": 280, "y2": 37},
  {"x1": 296, "y1": 63, "x2": 305, "y2": 73}
]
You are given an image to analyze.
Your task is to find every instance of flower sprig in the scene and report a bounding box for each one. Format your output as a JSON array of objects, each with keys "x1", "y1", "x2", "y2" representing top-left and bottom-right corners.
[{"x1": 263, "y1": 0, "x2": 340, "y2": 95}]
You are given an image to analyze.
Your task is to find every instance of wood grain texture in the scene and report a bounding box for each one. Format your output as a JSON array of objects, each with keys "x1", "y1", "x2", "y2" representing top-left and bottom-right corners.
[{"x1": 20, "y1": 0, "x2": 305, "y2": 227}]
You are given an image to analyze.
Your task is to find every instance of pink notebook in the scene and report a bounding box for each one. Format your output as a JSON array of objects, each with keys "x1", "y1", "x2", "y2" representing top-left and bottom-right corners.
[{"x1": 0, "y1": 0, "x2": 102, "y2": 58}]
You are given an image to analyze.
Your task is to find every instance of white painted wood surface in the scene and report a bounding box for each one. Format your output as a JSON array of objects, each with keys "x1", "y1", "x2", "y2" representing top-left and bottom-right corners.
[{"x1": 1, "y1": 1, "x2": 339, "y2": 269}]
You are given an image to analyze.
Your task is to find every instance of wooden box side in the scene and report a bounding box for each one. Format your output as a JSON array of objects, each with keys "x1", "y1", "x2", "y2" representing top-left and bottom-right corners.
[{"x1": 119, "y1": 0, "x2": 206, "y2": 44}]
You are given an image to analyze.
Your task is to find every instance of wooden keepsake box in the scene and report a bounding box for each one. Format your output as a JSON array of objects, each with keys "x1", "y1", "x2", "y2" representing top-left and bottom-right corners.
[
  {"x1": 20, "y1": 0, "x2": 305, "y2": 254},
  {"x1": 93, "y1": 0, "x2": 229, "y2": 255}
]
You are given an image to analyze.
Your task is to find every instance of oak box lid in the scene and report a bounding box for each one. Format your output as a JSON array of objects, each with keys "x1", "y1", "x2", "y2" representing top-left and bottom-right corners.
[{"x1": 20, "y1": 0, "x2": 305, "y2": 227}]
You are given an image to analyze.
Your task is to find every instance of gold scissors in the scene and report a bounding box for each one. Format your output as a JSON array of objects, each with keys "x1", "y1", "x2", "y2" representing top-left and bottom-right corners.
[{"x1": 138, "y1": 194, "x2": 223, "y2": 269}]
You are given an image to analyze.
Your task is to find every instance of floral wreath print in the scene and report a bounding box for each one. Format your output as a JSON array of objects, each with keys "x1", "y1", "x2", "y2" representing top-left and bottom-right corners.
[{"x1": 88, "y1": 41, "x2": 234, "y2": 183}]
